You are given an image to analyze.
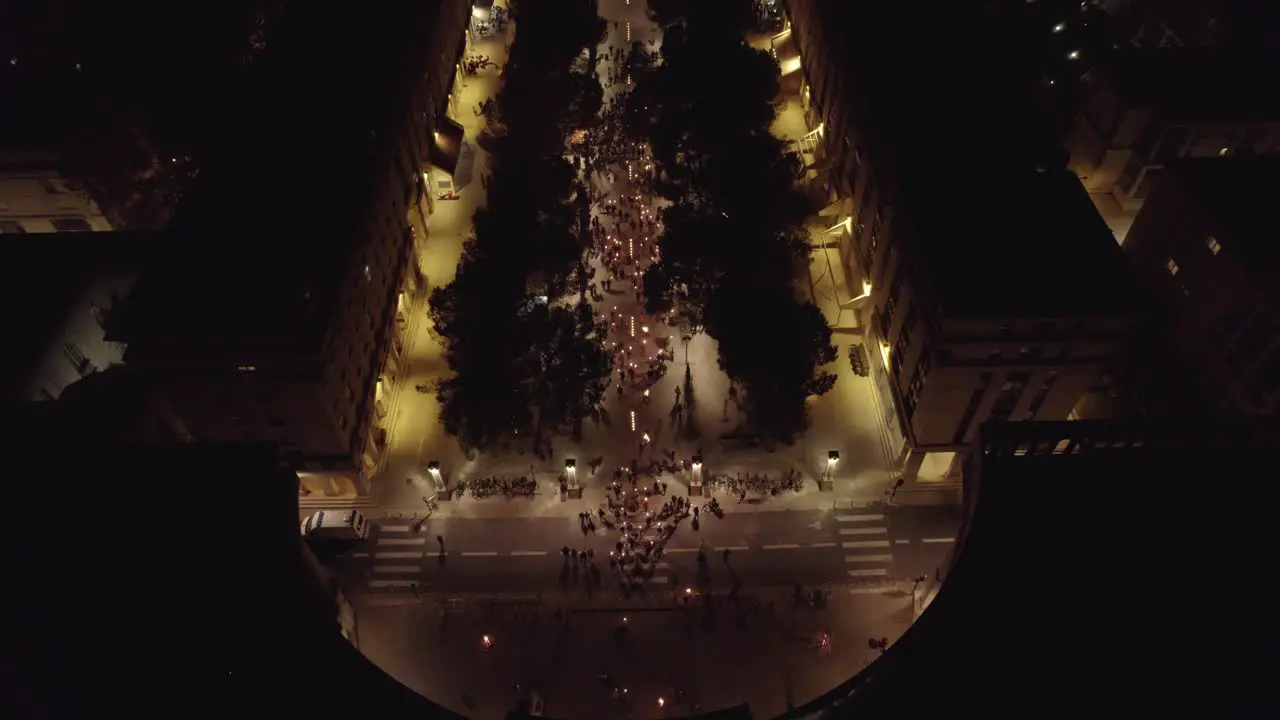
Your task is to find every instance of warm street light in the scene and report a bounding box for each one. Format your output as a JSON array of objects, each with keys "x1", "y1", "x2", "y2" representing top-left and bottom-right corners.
[
  {"x1": 828, "y1": 450, "x2": 840, "y2": 465},
  {"x1": 427, "y1": 460, "x2": 443, "y2": 491},
  {"x1": 565, "y1": 459, "x2": 579, "y2": 496}
]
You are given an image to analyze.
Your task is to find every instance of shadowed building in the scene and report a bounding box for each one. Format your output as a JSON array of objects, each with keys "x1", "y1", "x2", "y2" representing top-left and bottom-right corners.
[
  {"x1": 114, "y1": 2, "x2": 471, "y2": 497},
  {"x1": 779, "y1": 416, "x2": 1272, "y2": 719},
  {"x1": 781, "y1": 1, "x2": 1145, "y2": 482},
  {"x1": 1063, "y1": 48, "x2": 1280, "y2": 244},
  {"x1": 1119, "y1": 157, "x2": 1280, "y2": 415}
]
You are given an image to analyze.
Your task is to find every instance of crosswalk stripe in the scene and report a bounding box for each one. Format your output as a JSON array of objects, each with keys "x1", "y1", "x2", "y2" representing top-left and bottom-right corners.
[
  {"x1": 715, "y1": 545, "x2": 749, "y2": 551},
  {"x1": 378, "y1": 538, "x2": 426, "y2": 545},
  {"x1": 511, "y1": 550, "x2": 548, "y2": 556},
  {"x1": 646, "y1": 576, "x2": 669, "y2": 584},
  {"x1": 838, "y1": 527, "x2": 887, "y2": 536},
  {"x1": 848, "y1": 568, "x2": 889, "y2": 577},
  {"x1": 923, "y1": 537, "x2": 955, "y2": 544},
  {"x1": 461, "y1": 551, "x2": 499, "y2": 557},
  {"x1": 375, "y1": 551, "x2": 422, "y2": 559},
  {"x1": 845, "y1": 554, "x2": 893, "y2": 563},
  {"x1": 374, "y1": 565, "x2": 419, "y2": 573},
  {"x1": 842, "y1": 540, "x2": 890, "y2": 549},
  {"x1": 763, "y1": 543, "x2": 800, "y2": 549},
  {"x1": 381, "y1": 525, "x2": 411, "y2": 533},
  {"x1": 665, "y1": 547, "x2": 698, "y2": 553},
  {"x1": 835, "y1": 514, "x2": 883, "y2": 522},
  {"x1": 847, "y1": 585, "x2": 896, "y2": 595},
  {"x1": 369, "y1": 580, "x2": 419, "y2": 588}
]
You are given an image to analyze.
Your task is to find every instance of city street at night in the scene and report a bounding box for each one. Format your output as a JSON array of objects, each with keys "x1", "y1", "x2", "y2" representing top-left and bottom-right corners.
[{"x1": 334, "y1": 502, "x2": 960, "y2": 596}]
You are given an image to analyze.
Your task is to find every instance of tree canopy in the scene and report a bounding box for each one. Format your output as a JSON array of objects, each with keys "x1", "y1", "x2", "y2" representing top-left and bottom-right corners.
[
  {"x1": 629, "y1": 0, "x2": 836, "y2": 441},
  {"x1": 429, "y1": 0, "x2": 612, "y2": 451}
]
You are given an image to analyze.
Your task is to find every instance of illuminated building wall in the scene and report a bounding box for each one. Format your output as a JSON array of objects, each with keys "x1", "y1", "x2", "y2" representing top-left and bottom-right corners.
[
  {"x1": 118, "y1": 3, "x2": 471, "y2": 493},
  {"x1": 784, "y1": 0, "x2": 1144, "y2": 480}
]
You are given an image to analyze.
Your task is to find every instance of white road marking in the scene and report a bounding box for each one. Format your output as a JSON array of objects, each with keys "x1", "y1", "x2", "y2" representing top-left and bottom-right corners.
[
  {"x1": 763, "y1": 543, "x2": 800, "y2": 549},
  {"x1": 845, "y1": 554, "x2": 894, "y2": 563},
  {"x1": 646, "y1": 576, "x2": 669, "y2": 584},
  {"x1": 847, "y1": 586, "x2": 896, "y2": 595},
  {"x1": 895, "y1": 539, "x2": 911, "y2": 545},
  {"x1": 715, "y1": 545, "x2": 749, "y2": 551},
  {"x1": 923, "y1": 537, "x2": 955, "y2": 544},
  {"x1": 381, "y1": 525, "x2": 411, "y2": 533},
  {"x1": 369, "y1": 580, "x2": 419, "y2": 588},
  {"x1": 378, "y1": 538, "x2": 426, "y2": 546},
  {"x1": 510, "y1": 550, "x2": 548, "y2": 557},
  {"x1": 461, "y1": 551, "x2": 499, "y2": 557},
  {"x1": 352, "y1": 552, "x2": 370, "y2": 558},
  {"x1": 375, "y1": 551, "x2": 422, "y2": 559},
  {"x1": 374, "y1": 565, "x2": 419, "y2": 573},
  {"x1": 838, "y1": 527, "x2": 887, "y2": 536},
  {"x1": 843, "y1": 540, "x2": 891, "y2": 549},
  {"x1": 811, "y1": 542, "x2": 836, "y2": 548},
  {"x1": 664, "y1": 547, "x2": 698, "y2": 553},
  {"x1": 848, "y1": 568, "x2": 890, "y2": 578},
  {"x1": 835, "y1": 514, "x2": 884, "y2": 522}
]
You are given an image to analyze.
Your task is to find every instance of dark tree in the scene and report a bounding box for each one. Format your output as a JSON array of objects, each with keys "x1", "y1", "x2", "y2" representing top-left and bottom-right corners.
[
  {"x1": 522, "y1": 300, "x2": 613, "y2": 441},
  {"x1": 628, "y1": 0, "x2": 836, "y2": 440},
  {"x1": 430, "y1": 0, "x2": 612, "y2": 452}
]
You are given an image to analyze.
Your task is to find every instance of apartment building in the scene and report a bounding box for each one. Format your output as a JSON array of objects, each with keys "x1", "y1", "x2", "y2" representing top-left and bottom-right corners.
[
  {"x1": 1063, "y1": 48, "x2": 1280, "y2": 244},
  {"x1": 1103, "y1": 0, "x2": 1280, "y2": 48},
  {"x1": 783, "y1": 0, "x2": 1144, "y2": 481},
  {"x1": 1120, "y1": 157, "x2": 1280, "y2": 414},
  {"x1": 11, "y1": 234, "x2": 142, "y2": 402},
  {"x1": 116, "y1": 2, "x2": 470, "y2": 497},
  {"x1": 0, "y1": 164, "x2": 114, "y2": 235}
]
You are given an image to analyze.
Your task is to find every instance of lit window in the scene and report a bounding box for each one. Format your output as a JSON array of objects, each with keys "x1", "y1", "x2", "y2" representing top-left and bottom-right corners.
[
  {"x1": 1066, "y1": 49, "x2": 1081, "y2": 60},
  {"x1": 1052, "y1": 23, "x2": 1065, "y2": 33},
  {"x1": 1206, "y1": 236, "x2": 1221, "y2": 255},
  {"x1": 1218, "y1": 147, "x2": 1230, "y2": 156},
  {"x1": 1166, "y1": 258, "x2": 1180, "y2": 276}
]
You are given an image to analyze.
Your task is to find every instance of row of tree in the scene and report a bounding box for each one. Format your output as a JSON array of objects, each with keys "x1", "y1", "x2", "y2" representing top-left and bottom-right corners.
[
  {"x1": 429, "y1": 0, "x2": 612, "y2": 454},
  {"x1": 629, "y1": 0, "x2": 837, "y2": 442}
]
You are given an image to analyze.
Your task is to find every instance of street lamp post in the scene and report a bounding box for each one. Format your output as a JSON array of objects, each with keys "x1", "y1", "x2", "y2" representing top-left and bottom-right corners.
[
  {"x1": 690, "y1": 454, "x2": 703, "y2": 497},
  {"x1": 821, "y1": 450, "x2": 839, "y2": 491},
  {"x1": 427, "y1": 460, "x2": 447, "y2": 499},
  {"x1": 565, "y1": 459, "x2": 581, "y2": 499}
]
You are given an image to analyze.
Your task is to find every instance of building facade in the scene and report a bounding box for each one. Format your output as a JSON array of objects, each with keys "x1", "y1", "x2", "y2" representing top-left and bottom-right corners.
[
  {"x1": 11, "y1": 235, "x2": 141, "y2": 402},
  {"x1": 117, "y1": 2, "x2": 471, "y2": 497},
  {"x1": 1121, "y1": 157, "x2": 1280, "y2": 414},
  {"x1": 1063, "y1": 48, "x2": 1280, "y2": 244},
  {"x1": 783, "y1": 0, "x2": 1144, "y2": 481},
  {"x1": 0, "y1": 159, "x2": 114, "y2": 234}
]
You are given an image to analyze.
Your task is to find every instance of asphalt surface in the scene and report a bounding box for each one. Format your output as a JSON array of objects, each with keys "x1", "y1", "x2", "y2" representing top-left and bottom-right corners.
[{"x1": 329, "y1": 503, "x2": 961, "y2": 597}]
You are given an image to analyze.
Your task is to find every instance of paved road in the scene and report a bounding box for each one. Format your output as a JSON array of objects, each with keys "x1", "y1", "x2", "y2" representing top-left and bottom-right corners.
[{"x1": 330, "y1": 504, "x2": 960, "y2": 597}]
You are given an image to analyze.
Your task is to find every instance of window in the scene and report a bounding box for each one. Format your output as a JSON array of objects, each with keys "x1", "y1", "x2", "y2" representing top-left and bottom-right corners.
[
  {"x1": 1166, "y1": 258, "x2": 1180, "y2": 276},
  {"x1": 64, "y1": 343, "x2": 96, "y2": 376},
  {"x1": 0, "y1": 220, "x2": 26, "y2": 234},
  {"x1": 51, "y1": 217, "x2": 92, "y2": 232},
  {"x1": 1023, "y1": 371, "x2": 1058, "y2": 420},
  {"x1": 1206, "y1": 236, "x2": 1222, "y2": 255},
  {"x1": 89, "y1": 304, "x2": 107, "y2": 329},
  {"x1": 902, "y1": 347, "x2": 931, "y2": 421}
]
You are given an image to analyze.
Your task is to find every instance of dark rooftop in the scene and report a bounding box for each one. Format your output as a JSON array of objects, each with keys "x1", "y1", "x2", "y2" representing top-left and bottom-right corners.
[
  {"x1": 784, "y1": 416, "x2": 1275, "y2": 719},
  {"x1": 1170, "y1": 156, "x2": 1280, "y2": 298},
  {"x1": 124, "y1": 4, "x2": 427, "y2": 346},
  {"x1": 1095, "y1": 47, "x2": 1280, "y2": 124},
  {"x1": 850, "y1": 5, "x2": 1144, "y2": 319}
]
